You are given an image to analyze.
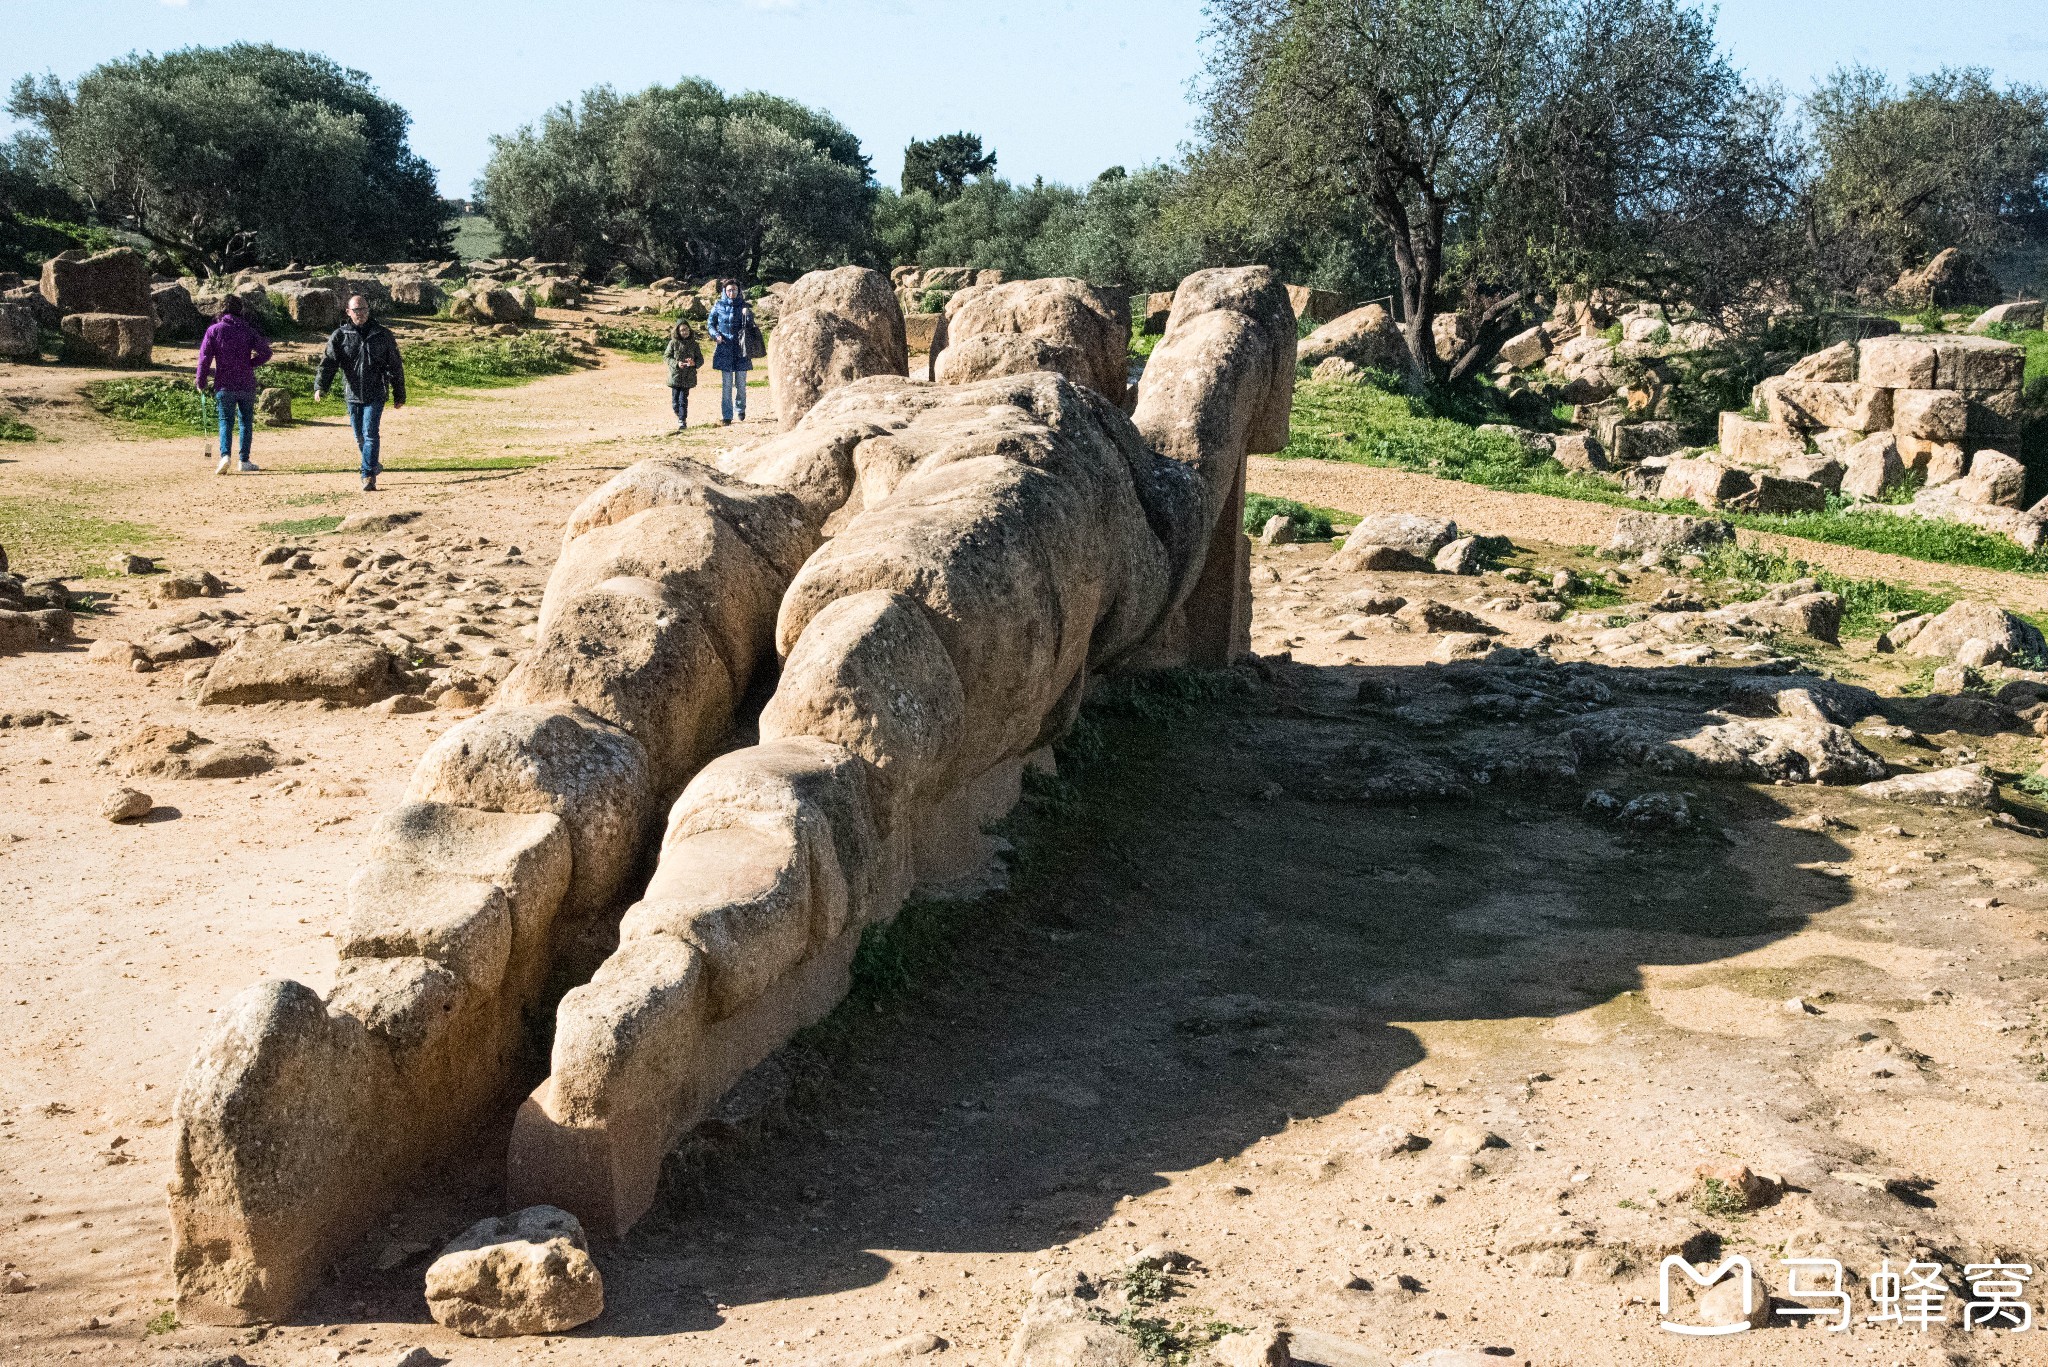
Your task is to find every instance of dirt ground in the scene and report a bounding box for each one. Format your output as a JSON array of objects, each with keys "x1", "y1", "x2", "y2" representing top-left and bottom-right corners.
[{"x1": 6, "y1": 308, "x2": 2048, "y2": 1367}]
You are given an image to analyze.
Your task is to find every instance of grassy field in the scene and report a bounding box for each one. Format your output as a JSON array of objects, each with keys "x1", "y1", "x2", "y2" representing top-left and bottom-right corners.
[
  {"x1": 0, "y1": 495, "x2": 160, "y2": 578},
  {"x1": 1284, "y1": 375, "x2": 2048, "y2": 575},
  {"x1": 449, "y1": 214, "x2": 504, "y2": 262},
  {"x1": 0, "y1": 411, "x2": 35, "y2": 442}
]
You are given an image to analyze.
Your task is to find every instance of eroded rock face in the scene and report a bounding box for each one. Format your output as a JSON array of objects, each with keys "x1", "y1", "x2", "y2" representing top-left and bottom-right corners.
[
  {"x1": 171, "y1": 266, "x2": 1297, "y2": 1320},
  {"x1": 424, "y1": 1206, "x2": 603, "y2": 1337},
  {"x1": 196, "y1": 637, "x2": 400, "y2": 707},
  {"x1": 772, "y1": 266, "x2": 908, "y2": 429},
  {"x1": 1299, "y1": 304, "x2": 1404, "y2": 371},
  {"x1": 1904, "y1": 601, "x2": 2048, "y2": 665},
  {"x1": 41, "y1": 247, "x2": 152, "y2": 315},
  {"x1": 934, "y1": 277, "x2": 1130, "y2": 408}
]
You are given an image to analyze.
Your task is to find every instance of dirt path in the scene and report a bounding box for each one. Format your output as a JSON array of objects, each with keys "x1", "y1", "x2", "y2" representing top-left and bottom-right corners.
[
  {"x1": 4, "y1": 351, "x2": 2048, "y2": 1366},
  {"x1": 1251, "y1": 455, "x2": 2048, "y2": 613}
]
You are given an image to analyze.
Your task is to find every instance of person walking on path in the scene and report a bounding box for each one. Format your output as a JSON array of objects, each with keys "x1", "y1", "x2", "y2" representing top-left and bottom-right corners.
[
  {"x1": 195, "y1": 295, "x2": 272, "y2": 475},
  {"x1": 663, "y1": 317, "x2": 702, "y2": 431},
  {"x1": 314, "y1": 295, "x2": 407, "y2": 491},
  {"x1": 706, "y1": 282, "x2": 756, "y2": 425}
]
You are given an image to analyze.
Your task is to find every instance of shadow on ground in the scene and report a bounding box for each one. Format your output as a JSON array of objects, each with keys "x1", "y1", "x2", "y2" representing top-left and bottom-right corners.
[{"x1": 299, "y1": 649, "x2": 1895, "y2": 1335}]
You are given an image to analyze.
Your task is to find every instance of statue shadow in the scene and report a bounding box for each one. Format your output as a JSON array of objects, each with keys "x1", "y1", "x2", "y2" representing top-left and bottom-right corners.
[{"x1": 559, "y1": 652, "x2": 1896, "y2": 1337}]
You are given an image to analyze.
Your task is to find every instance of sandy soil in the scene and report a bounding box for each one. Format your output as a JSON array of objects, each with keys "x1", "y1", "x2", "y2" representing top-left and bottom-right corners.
[{"x1": 4, "y1": 323, "x2": 2048, "y2": 1367}]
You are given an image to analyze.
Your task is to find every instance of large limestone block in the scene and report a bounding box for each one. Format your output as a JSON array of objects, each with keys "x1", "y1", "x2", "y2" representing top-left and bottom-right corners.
[
  {"x1": 407, "y1": 703, "x2": 650, "y2": 920},
  {"x1": 425, "y1": 1206, "x2": 604, "y2": 1337},
  {"x1": 151, "y1": 282, "x2": 205, "y2": 340},
  {"x1": 0, "y1": 301, "x2": 39, "y2": 359},
  {"x1": 903, "y1": 311, "x2": 942, "y2": 353},
  {"x1": 197, "y1": 636, "x2": 399, "y2": 706},
  {"x1": 1838, "y1": 433, "x2": 1905, "y2": 501},
  {"x1": 1298, "y1": 304, "x2": 1405, "y2": 370},
  {"x1": 1968, "y1": 300, "x2": 2044, "y2": 333},
  {"x1": 716, "y1": 419, "x2": 892, "y2": 527},
  {"x1": 1660, "y1": 457, "x2": 1752, "y2": 508},
  {"x1": 773, "y1": 305, "x2": 905, "y2": 431},
  {"x1": 1906, "y1": 600, "x2": 2048, "y2": 663},
  {"x1": 1286, "y1": 284, "x2": 1346, "y2": 324},
  {"x1": 1785, "y1": 342, "x2": 1855, "y2": 382},
  {"x1": 1142, "y1": 291, "x2": 1174, "y2": 335},
  {"x1": 1927, "y1": 334, "x2": 2025, "y2": 392},
  {"x1": 1328, "y1": 513, "x2": 1458, "y2": 570},
  {"x1": 1892, "y1": 388, "x2": 1967, "y2": 442},
  {"x1": 40, "y1": 246, "x2": 152, "y2": 315},
  {"x1": 339, "y1": 866, "x2": 514, "y2": 989},
  {"x1": 279, "y1": 286, "x2": 341, "y2": 331},
  {"x1": 784, "y1": 265, "x2": 908, "y2": 375},
  {"x1": 1717, "y1": 413, "x2": 1805, "y2": 466},
  {"x1": 936, "y1": 332, "x2": 1100, "y2": 395},
  {"x1": 1496, "y1": 324, "x2": 1550, "y2": 369},
  {"x1": 1858, "y1": 335, "x2": 1937, "y2": 389},
  {"x1": 1955, "y1": 449, "x2": 2026, "y2": 508},
  {"x1": 1766, "y1": 381, "x2": 1890, "y2": 434},
  {"x1": 60, "y1": 312, "x2": 154, "y2": 367},
  {"x1": 937, "y1": 277, "x2": 1129, "y2": 406}
]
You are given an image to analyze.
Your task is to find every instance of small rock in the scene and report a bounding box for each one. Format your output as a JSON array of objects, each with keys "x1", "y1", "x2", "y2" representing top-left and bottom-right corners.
[
  {"x1": 424, "y1": 1205, "x2": 603, "y2": 1337},
  {"x1": 2, "y1": 1270, "x2": 33, "y2": 1292},
  {"x1": 1433, "y1": 537, "x2": 1483, "y2": 575},
  {"x1": 100, "y1": 788, "x2": 151, "y2": 822},
  {"x1": 371, "y1": 693, "x2": 435, "y2": 716},
  {"x1": 1696, "y1": 1272, "x2": 1769, "y2": 1329},
  {"x1": 108, "y1": 553, "x2": 153, "y2": 576},
  {"x1": 1436, "y1": 1122, "x2": 1504, "y2": 1155},
  {"x1": 389, "y1": 1349, "x2": 437, "y2": 1367},
  {"x1": 1259, "y1": 515, "x2": 1297, "y2": 547},
  {"x1": 1784, "y1": 996, "x2": 1818, "y2": 1015},
  {"x1": 1212, "y1": 1328, "x2": 1290, "y2": 1367}
]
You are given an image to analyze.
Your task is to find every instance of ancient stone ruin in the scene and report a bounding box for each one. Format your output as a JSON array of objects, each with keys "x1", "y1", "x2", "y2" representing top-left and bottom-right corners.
[{"x1": 166, "y1": 265, "x2": 1297, "y2": 1323}]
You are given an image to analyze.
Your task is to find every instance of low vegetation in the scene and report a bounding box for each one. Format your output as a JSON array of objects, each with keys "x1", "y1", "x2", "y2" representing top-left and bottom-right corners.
[
  {"x1": 1282, "y1": 375, "x2": 2048, "y2": 574},
  {"x1": 593, "y1": 322, "x2": 670, "y2": 358},
  {"x1": 0, "y1": 410, "x2": 35, "y2": 441},
  {"x1": 0, "y1": 494, "x2": 158, "y2": 577},
  {"x1": 1241, "y1": 492, "x2": 1338, "y2": 540}
]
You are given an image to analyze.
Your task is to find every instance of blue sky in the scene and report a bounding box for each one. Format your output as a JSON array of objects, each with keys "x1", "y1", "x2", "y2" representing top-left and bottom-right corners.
[{"x1": 4, "y1": 0, "x2": 2046, "y2": 196}]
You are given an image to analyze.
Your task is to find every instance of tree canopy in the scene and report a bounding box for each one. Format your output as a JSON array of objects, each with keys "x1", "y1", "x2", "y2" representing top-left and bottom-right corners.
[
  {"x1": 477, "y1": 79, "x2": 876, "y2": 282},
  {"x1": 901, "y1": 132, "x2": 998, "y2": 201},
  {"x1": 1190, "y1": 0, "x2": 1803, "y2": 384},
  {"x1": 7, "y1": 44, "x2": 449, "y2": 276}
]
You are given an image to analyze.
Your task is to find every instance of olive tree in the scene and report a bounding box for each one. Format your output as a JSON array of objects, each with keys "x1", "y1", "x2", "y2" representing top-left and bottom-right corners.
[
  {"x1": 1195, "y1": 0, "x2": 1801, "y2": 386},
  {"x1": 478, "y1": 80, "x2": 876, "y2": 281},
  {"x1": 8, "y1": 44, "x2": 448, "y2": 275}
]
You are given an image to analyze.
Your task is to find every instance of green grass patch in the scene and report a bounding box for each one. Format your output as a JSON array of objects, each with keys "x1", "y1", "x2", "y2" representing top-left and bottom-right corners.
[
  {"x1": 449, "y1": 214, "x2": 504, "y2": 262},
  {"x1": 1686, "y1": 542, "x2": 1953, "y2": 638},
  {"x1": 1242, "y1": 492, "x2": 1339, "y2": 540},
  {"x1": 594, "y1": 322, "x2": 669, "y2": 358},
  {"x1": 0, "y1": 410, "x2": 35, "y2": 442},
  {"x1": 257, "y1": 515, "x2": 343, "y2": 536},
  {"x1": 0, "y1": 495, "x2": 160, "y2": 577},
  {"x1": 1282, "y1": 375, "x2": 2048, "y2": 575}
]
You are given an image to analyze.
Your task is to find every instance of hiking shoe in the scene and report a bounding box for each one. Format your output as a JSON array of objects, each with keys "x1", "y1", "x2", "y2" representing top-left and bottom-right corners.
[
  {"x1": 236, "y1": 460, "x2": 260, "y2": 472},
  {"x1": 215, "y1": 453, "x2": 233, "y2": 475},
  {"x1": 362, "y1": 475, "x2": 377, "y2": 492}
]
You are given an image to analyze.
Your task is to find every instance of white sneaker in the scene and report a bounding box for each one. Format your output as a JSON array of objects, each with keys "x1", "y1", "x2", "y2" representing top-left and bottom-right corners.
[
  {"x1": 236, "y1": 460, "x2": 260, "y2": 472},
  {"x1": 215, "y1": 453, "x2": 232, "y2": 474}
]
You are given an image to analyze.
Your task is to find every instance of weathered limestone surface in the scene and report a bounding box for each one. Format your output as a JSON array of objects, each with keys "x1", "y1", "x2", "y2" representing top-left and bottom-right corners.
[
  {"x1": 171, "y1": 266, "x2": 1296, "y2": 1317},
  {"x1": 933, "y1": 277, "x2": 1131, "y2": 407},
  {"x1": 771, "y1": 266, "x2": 908, "y2": 430}
]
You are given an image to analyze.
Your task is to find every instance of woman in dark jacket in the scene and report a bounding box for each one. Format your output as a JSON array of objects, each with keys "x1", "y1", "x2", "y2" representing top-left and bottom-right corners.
[
  {"x1": 706, "y1": 282, "x2": 755, "y2": 425},
  {"x1": 663, "y1": 318, "x2": 702, "y2": 431}
]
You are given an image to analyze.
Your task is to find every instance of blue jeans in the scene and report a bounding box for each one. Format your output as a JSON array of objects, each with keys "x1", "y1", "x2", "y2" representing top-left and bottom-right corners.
[
  {"x1": 215, "y1": 389, "x2": 255, "y2": 458},
  {"x1": 720, "y1": 369, "x2": 746, "y2": 422},
  {"x1": 348, "y1": 401, "x2": 384, "y2": 477},
  {"x1": 670, "y1": 385, "x2": 690, "y2": 426}
]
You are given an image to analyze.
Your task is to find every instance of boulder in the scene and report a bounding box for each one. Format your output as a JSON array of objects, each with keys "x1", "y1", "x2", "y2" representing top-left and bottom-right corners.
[
  {"x1": 1286, "y1": 284, "x2": 1346, "y2": 325},
  {"x1": 1838, "y1": 433, "x2": 1904, "y2": 500},
  {"x1": 1621, "y1": 314, "x2": 1667, "y2": 343},
  {"x1": 1312, "y1": 356, "x2": 1363, "y2": 383},
  {"x1": 278, "y1": 287, "x2": 342, "y2": 331},
  {"x1": 196, "y1": 637, "x2": 401, "y2": 706},
  {"x1": 903, "y1": 312, "x2": 942, "y2": 354},
  {"x1": 1551, "y1": 433, "x2": 1607, "y2": 473},
  {"x1": 1716, "y1": 414, "x2": 1804, "y2": 466},
  {"x1": 1812, "y1": 427, "x2": 1864, "y2": 460},
  {"x1": 1904, "y1": 601, "x2": 2047, "y2": 665},
  {"x1": 530, "y1": 277, "x2": 582, "y2": 308},
  {"x1": 1766, "y1": 381, "x2": 1890, "y2": 434},
  {"x1": 1893, "y1": 247, "x2": 2001, "y2": 307},
  {"x1": 1858, "y1": 335, "x2": 1937, "y2": 389},
  {"x1": 1785, "y1": 341, "x2": 1855, "y2": 382},
  {"x1": 1733, "y1": 473, "x2": 1828, "y2": 514},
  {"x1": 1750, "y1": 591, "x2": 1843, "y2": 644},
  {"x1": 1142, "y1": 290, "x2": 1174, "y2": 335},
  {"x1": 60, "y1": 312, "x2": 153, "y2": 367},
  {"x1": 1608, "y1": 421, "x2": 1681, "y2": 463},
  {"x1": 424, "y1": 1206, "x2": 603, "y2": 1337},
  {"x1": 1604, "y1": 512, "x2": 1733, "y2": 556},
  {"x1": 0, "y1": 302, "x2": 37, "y2": 360},
  {"x1": 1780, "y1": 453, "x2": 1844, "y2": 491},
  {"x1": 453, "y1": 287, "x2": 532, "y2": 325},
  {"x1": 1967, "y1": 300, "x2": 2044, "y2": 333},
  {"x1": 1496, "y1": 324, "x2": 1550, "y2": 369},
  {"x1": 98, "y1": 724, "x2": 280, "y2": 779},
  {"x1": 1890, "y1": 485, "x2": 2048, "y2": 550},
  {"x1": 1433, "y1": 537, "x2": 1484, "y2": 575},
  {"x1": 1430, "y1": 311, "x2": 1473, "y2": 361},
  {"x1": 1298, "y1": 304, "x2": 1405, "y2": 370},
  {"x1": 1330, "y1": 513, "x2": 1457, "y2": 569},
  {"x1": 388, "y1": 278, "x2": 442, "y2": 311},
  {"x1": 40, "y1": 247, "x2": 152, "y2": 315},
  {"x1": 773, "y1": 266, "x2": 910, "y2": 428},
  {"x1": 1954, "y1": 449, "x2": 2026, "y2": 508},
  {"x1": 935, "y1": 276, "x2": 1123, "y2": 406},
  {"x1": 101, "y1": 787, "x2": 152, "y2": 822},
  {"x1": 1860, "y1": 765, "x2": 1999, "y2": 810},
  {"x1": 1659, "y1": 457, "x2": 1752, "y2": 508},
  {"x1": 151, "y1": 282, "x2": 206, "y2": 341}
]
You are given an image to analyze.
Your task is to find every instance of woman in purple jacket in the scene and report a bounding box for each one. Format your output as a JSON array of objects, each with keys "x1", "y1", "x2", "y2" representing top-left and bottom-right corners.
[{"x1": 195, "y1": 296, "x2": 273, "y2": 474}]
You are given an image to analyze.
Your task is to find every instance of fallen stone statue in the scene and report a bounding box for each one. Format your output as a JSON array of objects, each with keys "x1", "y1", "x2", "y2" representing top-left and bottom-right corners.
[{"x1": 167, "y1": 264, "x2": 1297, "y2": 1323}]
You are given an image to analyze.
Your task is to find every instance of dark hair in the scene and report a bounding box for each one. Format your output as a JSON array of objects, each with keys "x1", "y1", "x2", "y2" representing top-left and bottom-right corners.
[{"x1": 220, "y1": 295, "x2": 244, "y2": 318}]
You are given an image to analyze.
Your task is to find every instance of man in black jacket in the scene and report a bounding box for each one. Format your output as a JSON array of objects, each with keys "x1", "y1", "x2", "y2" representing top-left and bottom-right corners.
[{"x1": 314, "y1": 295, "x2": 407, "y2": 491}]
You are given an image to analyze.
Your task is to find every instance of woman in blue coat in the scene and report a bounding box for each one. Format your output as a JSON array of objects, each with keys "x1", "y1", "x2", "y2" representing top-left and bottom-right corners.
[{"x1": 706, "y1": 281, "x2": 757, "y2": 425}]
